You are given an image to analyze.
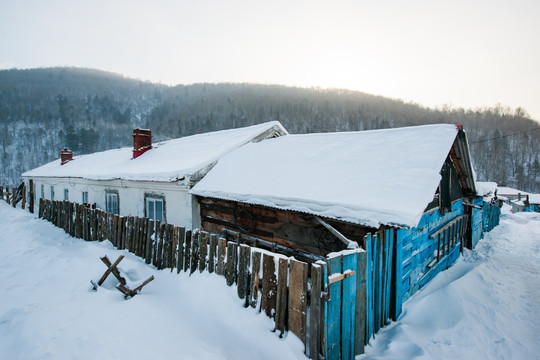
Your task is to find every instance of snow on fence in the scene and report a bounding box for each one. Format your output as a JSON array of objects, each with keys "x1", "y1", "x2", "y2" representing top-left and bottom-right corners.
[{"x1": 36, "y1": 198, "x2": 336, "y2": 359}]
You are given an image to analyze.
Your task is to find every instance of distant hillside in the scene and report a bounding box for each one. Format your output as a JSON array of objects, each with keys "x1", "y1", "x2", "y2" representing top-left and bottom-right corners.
[{"x1": 1, "y1": 67, "x2": 539, "y2": 192}]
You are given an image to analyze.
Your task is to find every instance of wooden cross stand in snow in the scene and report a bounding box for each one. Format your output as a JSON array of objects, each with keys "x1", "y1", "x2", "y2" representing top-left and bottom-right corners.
[{"x1": 91, "y1": 255, "x2": 154, "y2": 299}]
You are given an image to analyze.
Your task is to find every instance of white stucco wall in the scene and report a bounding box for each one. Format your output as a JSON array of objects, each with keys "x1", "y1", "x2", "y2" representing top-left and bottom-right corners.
[{"x1": 23, "y1": 177, "x2": 198, "y2": 229}]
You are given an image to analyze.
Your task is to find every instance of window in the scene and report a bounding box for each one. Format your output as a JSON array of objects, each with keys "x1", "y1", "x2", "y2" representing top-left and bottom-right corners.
[
  {"x1": 41, "y1": 184, "x2": 44, "y2": 199},
  {"x1": 105, "y1": 190, "x2": 119, "y2": 215},
  {"x1": 145, "y1": 195, "x2": 165, "y2": 223},
  {"x1": 82, "y1": 191, "x2": 89, "y2": 204},
  {"x1": 64, "y1": 189, "x2": 69, "y2": 201},
  {"x1": 50, "y1": 186, "x2": 55, "y2": 200}
]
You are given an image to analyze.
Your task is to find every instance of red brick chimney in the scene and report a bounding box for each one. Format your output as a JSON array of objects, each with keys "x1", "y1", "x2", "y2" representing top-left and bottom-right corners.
[
  {"x1": 132, "y1": 128, "x2": 152, "y2": 159},
  {"x1": 60, "y1": 149, "x2": 73, "y2": 165}
]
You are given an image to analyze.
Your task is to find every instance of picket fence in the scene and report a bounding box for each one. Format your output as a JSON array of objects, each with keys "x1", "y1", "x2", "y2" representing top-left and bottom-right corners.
[{"x1": 35, "y1": 198, "x2": 370, "y2": 359}]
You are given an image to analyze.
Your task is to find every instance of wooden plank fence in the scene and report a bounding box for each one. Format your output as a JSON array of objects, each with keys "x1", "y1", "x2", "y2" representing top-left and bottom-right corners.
[
  {"x1": 365, "y1": 229, "x2": 395, "y2": 342},
  {"x1": 36, "y1": 199, "x2": 370, "y2": 359}
]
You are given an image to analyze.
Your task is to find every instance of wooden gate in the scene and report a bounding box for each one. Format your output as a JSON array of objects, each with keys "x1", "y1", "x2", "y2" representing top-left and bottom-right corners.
[
  {"x1": 365, "y1": 229, "x2": 396, "y2": 341},
  {"x1": 324, "y1": 248, "x2": 367, "y2": 359}
]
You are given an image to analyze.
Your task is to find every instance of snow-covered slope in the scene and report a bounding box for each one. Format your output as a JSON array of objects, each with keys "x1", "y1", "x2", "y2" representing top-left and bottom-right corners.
[
  {"x1": 360, "y1": 205, "x2": 540, "y2": 360},
  {"x1": 0, "y1": 202, "x2": 305, "y2": 360}
]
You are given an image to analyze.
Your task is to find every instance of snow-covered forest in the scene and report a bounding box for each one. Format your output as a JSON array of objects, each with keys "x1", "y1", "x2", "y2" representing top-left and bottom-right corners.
[{"x1": 1, "y1": 67, "x2": 539, "y2": 192}]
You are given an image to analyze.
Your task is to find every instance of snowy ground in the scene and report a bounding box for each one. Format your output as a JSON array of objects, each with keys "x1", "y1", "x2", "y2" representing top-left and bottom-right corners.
[
  {"x1": 0, "y1": 202, "x2": 305, "y2": 360},
  {"x1": 1, "y1": 202, "x2": 539, "y2": 360},
  {"x1": 360, "y1": 206, "x2": 540, "y2": 360}
]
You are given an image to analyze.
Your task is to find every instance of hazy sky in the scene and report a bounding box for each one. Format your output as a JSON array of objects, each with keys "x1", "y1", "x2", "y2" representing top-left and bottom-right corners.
[{"x1": 1, "y1": 0, "x2": 539, "y2": 121}]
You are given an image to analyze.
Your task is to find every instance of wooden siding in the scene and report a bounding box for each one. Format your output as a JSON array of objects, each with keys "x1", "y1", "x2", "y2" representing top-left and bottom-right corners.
[
  {"x1": 396, "y1": 199, "x2": 465, "y2": 305},
  {"x1": 471, "y1": 198, "x2": 484, "y2": 249},
  {"x1": 199, "y1": 197, "x2": 372, "y2": 257}
]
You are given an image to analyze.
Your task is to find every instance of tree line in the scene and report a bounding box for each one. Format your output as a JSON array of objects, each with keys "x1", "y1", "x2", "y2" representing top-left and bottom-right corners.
[{"x1": 1, "y1": 67, "x2": 538, "y2": 193}]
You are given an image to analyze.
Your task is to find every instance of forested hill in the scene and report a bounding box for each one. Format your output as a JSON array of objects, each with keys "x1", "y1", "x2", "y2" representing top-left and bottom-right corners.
[{"x1": 1, "y1": 67, "x2": 539, "y2": 192}]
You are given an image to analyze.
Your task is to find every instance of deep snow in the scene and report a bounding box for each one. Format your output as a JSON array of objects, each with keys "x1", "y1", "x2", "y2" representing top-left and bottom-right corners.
[
  {"x1": 1, "y1": 202, "x2": 539, "y2": 359},
  {"x1": 0, "y1": 201, "x2": 305, "y2": 360},
  {"x1": 359, "y1": 206, "x2": 540, "y2": 360}
]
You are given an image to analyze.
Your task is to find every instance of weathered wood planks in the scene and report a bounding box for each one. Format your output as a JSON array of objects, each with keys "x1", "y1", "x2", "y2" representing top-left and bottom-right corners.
[
  {"x1": 261, "y1": 254, "x2": 277, "y2": 318},
  {"x1": 35, "y1": 198, "x2": 350, "y2": 359},
  {"x1": 288, "y1": 259, "x2": 308, "y2": 344}
]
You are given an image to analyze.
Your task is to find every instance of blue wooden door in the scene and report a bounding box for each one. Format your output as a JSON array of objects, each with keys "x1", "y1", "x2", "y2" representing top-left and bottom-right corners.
[
  {"x1": 324, "y1": 249, "x2": 363, "y2": 359},
  {"x1": 365, "y1": 229, "x2": 396, "y2": 342}
]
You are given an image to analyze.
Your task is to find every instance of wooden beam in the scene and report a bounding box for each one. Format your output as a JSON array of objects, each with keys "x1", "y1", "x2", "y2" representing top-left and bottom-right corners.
[
  {"x1": 429, "y1": 216, "x2": 464, "y2": 239},
  {"x1": 328, "y1": 270, "x2": 355, "y2": 284},
  {"x1": 314, "y1": 216, "x2": 359, "y2": 249}
]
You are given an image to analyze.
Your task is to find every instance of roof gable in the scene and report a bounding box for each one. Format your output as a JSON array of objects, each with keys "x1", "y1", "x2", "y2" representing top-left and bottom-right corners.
[
  {"x1": 190, "y1": 124, "x2": 474, "y2": 228},
  {"x1": 22, "y1": 121, "x2": 287, "y2": 182}
]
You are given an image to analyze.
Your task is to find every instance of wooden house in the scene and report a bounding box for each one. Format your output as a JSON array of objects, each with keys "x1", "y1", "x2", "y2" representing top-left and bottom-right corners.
[
  {"x1": 21, "y1": 121, "x2": 287, "y2": 228},
  {"x1": 190, "y1": 124, "x2": 483, "y2": 327}
]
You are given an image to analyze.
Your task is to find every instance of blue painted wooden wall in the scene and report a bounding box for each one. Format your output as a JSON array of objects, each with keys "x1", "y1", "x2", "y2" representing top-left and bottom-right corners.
[
  {"x1": 482, "y1": 200, "x2": 501, "y2": 233},
  {"x1": 396, "y1": 200, "x2": 464, "y2": 307},
  {"x1": 471, "y1": 198, "x2": 484, "y2": 248},
  {"x1": 363, "y1": 198, "x2": 502, "y2": 349}
]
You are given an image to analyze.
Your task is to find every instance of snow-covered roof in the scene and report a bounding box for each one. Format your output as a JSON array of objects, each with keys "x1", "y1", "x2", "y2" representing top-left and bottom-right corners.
[
  {"x1": 22, "y1": 121, "x2": 287, "y2": 182},
  {"x1": 497, "y1": 186, "x2": 530, "y2": 196},
  {"x1": 191, "y1": 124, "x2": 471, "y2": 229},
  {"x1": 476, "y1": 182, "x2": 498, "y2": 197},
  {"x1": 528, "y1": 194, "x2": 540, "y2": 204}
]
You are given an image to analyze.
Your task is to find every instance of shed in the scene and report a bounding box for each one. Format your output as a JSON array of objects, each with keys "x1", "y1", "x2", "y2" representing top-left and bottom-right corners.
[
  {"x1": 190, "y1": 124, "x2": 480, "y2": 325},
  {"x1": 496, "y1": 186, "x2": 537, "y2": 212},
  {"x1": 21, "y1": 121, "x2": 287, "y2": 228}
]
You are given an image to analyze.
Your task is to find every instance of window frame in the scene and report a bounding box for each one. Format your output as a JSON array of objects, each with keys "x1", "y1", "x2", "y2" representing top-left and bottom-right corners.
[
  {"x1": 144, "y1": 193, "x2": 166, "y2": 224},
  {"x1": 105, "y1": 190, "x2": 119, "y2": 215}
]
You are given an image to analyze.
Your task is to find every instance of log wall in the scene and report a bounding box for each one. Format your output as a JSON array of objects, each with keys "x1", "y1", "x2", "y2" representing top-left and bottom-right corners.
[{"x1": 199, "y1": 197, "x2": 372, "y2": 257}]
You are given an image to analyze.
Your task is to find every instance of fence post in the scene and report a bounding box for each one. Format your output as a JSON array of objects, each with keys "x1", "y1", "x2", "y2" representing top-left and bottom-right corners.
[
  {"x1": 145, "y1": 220, "x2": 154, "y2": 264},
  {"x1": 176, "y1": 227, "x2": 185, "y2": 273},
  {"x1": 208, "y1": 234, "x2": 218, "y2": 274},
  {"x1": 249, "y1": 251, "x2": 262, "y2": 308},
  {"x1": 225, "y1": 242, "x2": 238, "y2": 286},
  {"x1": 237, "y1": 244, "x2": 251, "y2": 301},
  {"x1": 183, "y1": 230, "x2": 192, "y2": 272},
  {"x1": 190, "y1": 230, "x2": 200, "y2": 274},
  {"x1": 275, "y1": 258, "x2": 288, "y2": 334},
  {"x1": 216, "y1": 237, "x2": 226, "y2": 275},
  {"x1": 29, "y1": 180, "x2": 34, "y2": 213},
  {"x1": 355, "y1": 250, "x2": 367, "y2": 356},
  {"x1": 288, "y1": 259, "x2": 308, "y2": 346},
  {"x1": 199, "y1": 231, "x2": 209, "y2": 273},
  {"x1": 310, "y1": 262, "x2": 324, "y2": 359},
  {"x1": 22, "y1": 184, "x2": 26, "y2": 210},
  {"x1": 5, "y1": 185, "x2": 10, "y2": 205},
  {"x1": 261, "y1": 254, "x2": 277, "y2": 317}
]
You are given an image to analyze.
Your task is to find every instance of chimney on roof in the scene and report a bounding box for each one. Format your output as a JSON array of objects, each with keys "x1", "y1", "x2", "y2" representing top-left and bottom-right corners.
[
  {"x1": 60, "y1": 149, "x2": 73, "y2": 165},
  {"x1": 132, "y1": 128, "x2": 152, "y2": 159}
]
